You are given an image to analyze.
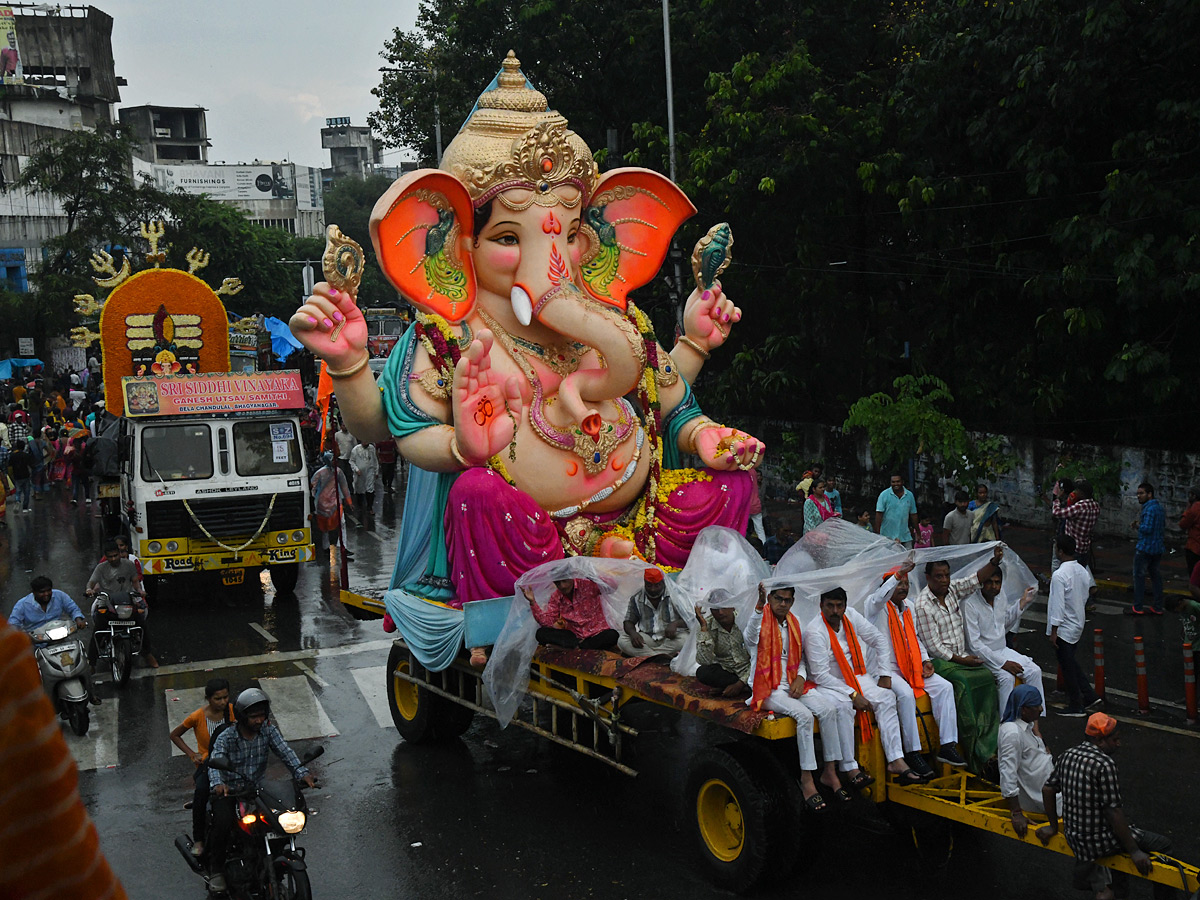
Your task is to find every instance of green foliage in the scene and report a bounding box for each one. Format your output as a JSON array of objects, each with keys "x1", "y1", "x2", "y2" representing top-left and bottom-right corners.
[
  {"x1": 844, "y1": 375, "x2": 967, "y2": 472},
  {"x1": 1043, "y1": 455, "x2": 1126, "y2": 500},
  {"x1": 321, "y1": 175, "x2": 403, "y2": 309}
]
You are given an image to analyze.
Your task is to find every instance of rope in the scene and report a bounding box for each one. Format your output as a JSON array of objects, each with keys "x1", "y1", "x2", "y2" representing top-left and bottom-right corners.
[{"x1": 182, "y1": 493, "x2": 279, "y2": 555}]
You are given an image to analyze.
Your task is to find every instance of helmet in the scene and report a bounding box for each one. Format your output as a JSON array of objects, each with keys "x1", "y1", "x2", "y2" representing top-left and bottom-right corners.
[{"x1": 233, "y1": 687, "x2": 271, "y2": 719}]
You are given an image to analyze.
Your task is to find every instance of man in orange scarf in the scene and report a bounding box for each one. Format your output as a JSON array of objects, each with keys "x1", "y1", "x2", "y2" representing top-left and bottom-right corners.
[
  {"x1": 864, "y1": 562, "x2": 967, "y2": 777},
  {"x1": 805, "y1": 587, "x2": 927, "y2": 786},
  {"x1": 744, "y1": 583, "x2": 858, "y2": 812}
]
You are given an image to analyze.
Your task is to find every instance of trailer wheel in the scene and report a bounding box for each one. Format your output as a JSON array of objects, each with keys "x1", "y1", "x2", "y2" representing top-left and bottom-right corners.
[
  {"x1": 433, "y1": 699, "x2": 475, "y2": 740},
  {"x1": 726, "y1": 741, "x2": 809, "y2": 882},
  {"x1": 388, "y1": 643, "x2": 435, "y2": 743},
  {"x1": 686, "y1": 746, "x2": 771, "y2": 892},
  {"x1": 271, "y1": 563, "x2": 300, "y2": 596}
]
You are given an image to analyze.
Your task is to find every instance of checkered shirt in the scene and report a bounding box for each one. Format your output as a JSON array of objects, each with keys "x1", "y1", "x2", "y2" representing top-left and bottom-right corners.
[
  {"x1": 208, "y1": 722, "x2": 309, "y2": 791},
  {"x1": 1045, "y1": 741, "x2": 1143, "y2": 862},
  {"x1": 913, "y1": 574, "x2": 979, "y2": 661},
  {"x1": 1136, "y1": 499, "x2": 1165, "y2": 556},
  {"x1": 1052, "y1": 497, "x2": 1100, "y2": 555}
]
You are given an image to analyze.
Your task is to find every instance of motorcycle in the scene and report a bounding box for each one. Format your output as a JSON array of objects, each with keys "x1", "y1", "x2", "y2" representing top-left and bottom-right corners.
[
  {"x1": 175, "y1": 747, "x2": 324, "y2": 899},
  {"x1": 90, "y1": 591, "x2": 143, "y2": 687},
  {"x1": 27, "y1": 618, "x2": 92, "y2": 736}
]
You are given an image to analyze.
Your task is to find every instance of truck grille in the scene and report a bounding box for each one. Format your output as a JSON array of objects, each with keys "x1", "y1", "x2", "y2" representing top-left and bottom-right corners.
[{"x1": 146, "y1": 494, "x2": 305, "y2": 539}]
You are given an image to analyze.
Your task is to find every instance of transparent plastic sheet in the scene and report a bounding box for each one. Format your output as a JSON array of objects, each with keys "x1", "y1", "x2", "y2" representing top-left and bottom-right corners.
[
  {"x1": 671, "y1": 527, "x2": 772, "y2": 677},
  {"x1": 766, "y1": 529, "x2": 1038, "y2": 630},
  {"x1": 483, "y1": 557, "x2": 691, "y2": 729}
]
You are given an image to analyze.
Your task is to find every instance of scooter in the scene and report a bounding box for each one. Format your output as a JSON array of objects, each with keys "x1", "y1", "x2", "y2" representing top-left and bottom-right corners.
[
  {"x1": 90, "y1": 591, "x2": 143, "y2": 687},
  {"x1": 175, "y1": 747, "x2": 324, "y2": 899},
  {"x1": 27, "y1": 618, "x2": 93, "y2": 736}
]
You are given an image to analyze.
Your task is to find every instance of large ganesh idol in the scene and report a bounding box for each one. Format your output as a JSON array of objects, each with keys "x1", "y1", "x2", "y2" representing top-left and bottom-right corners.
[{"x1": 291, "y1": 52, "x2": 764, "y2": 619}]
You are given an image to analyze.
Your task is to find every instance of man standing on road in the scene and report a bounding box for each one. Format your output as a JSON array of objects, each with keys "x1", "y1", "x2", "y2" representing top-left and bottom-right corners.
[
  {"x1": 1128, "y1": 482, "x2": 1165, "y2": 616},
  {"x1": 875, "y1": 473, "x2": 918, "y2": 548},
  {"x1": 1038, "y1": 714, "x2": 1172, "y2": 900},
  {"x1": 913, "y1": 549, "x2": 1005, "y2": 773},
  {"x1": 962, "y1": 565, "x2": 1040, "y2": 716},
  {"x1": 1052, "y1": 478, "x2": 1101, "y2": 572},
  {"x1": 942, "y1": 490, "x2": 972, "y2": 545},
  {"x1": 1047, "y1": 534, "x2": 1101, "y2": 717}
]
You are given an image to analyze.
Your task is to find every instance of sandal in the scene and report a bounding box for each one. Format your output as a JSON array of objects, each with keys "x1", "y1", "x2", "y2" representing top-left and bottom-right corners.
[
  {"x1": 804, "y1": 793, "x2": 828, "y2": 813},
  {"x1": 847, "y1": 771, "x2": 875, "y2": 789},
  {"x1": 833, "y1": 787, "x2": 854, "y2": 803},
  {"x1": 894, "y1": 769, "x2": 926, "y2": 786}
]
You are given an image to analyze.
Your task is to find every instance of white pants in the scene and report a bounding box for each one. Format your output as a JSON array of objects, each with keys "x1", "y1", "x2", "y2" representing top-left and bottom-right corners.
[
  {"x1": 987, "y1": 651, "x2": 1044, "y2": 716},
  {"x1": 890, "y1": 672, "x2": 958, "y2": 752},
  {"x1": 850, "y1": 677, "x2": 905, "y2": 763},
  {"x1": 763, "y1": 686, "x2": 854, "y2": 772},
  {"x1": 749, "y1": 513, "x2": 766, "y2": 543}
]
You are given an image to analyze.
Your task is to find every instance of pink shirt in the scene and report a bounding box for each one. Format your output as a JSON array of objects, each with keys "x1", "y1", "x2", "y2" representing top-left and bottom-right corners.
[{"x1": 529, "y1": 579, "x2": 610, "y2": 638}]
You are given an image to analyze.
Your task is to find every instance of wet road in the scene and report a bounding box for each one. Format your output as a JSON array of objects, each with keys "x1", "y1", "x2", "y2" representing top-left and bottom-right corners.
[{"x1": 3, "y1": 487, "x2": 1199, "y2": 900}]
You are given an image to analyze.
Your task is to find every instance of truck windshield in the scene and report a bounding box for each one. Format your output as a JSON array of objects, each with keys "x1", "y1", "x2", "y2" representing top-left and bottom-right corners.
[
  {"x1": 234, "y1": 420, "x2": 302, "y2": 477},
  {"x1": 140, "y1": 425, "x2": 213, "y2": 481}
]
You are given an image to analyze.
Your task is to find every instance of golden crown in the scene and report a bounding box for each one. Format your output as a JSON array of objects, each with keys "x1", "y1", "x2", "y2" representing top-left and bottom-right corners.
[{"x1": 441, "y1": 51, "x2": 598, "y2": 208}]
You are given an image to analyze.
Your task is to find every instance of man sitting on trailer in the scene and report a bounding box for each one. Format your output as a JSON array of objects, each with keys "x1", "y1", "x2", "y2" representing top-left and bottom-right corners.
[
  {"x1": 693, "y1": 588, "x2": 752, "y2": 697},
  {"x1": 522, "y1": 578, "x2": 619, "y2": 651},
  {"x1": 618, "y1": 568, "x2": 688, "y2": 660},
  {"x1": 1038, "y1": 713, "x2": 1171, "y2": 900},
  {"x1": 745, "y1": 583, "x2": 856, "y2": 811},
  {"x1": 862, "y1": 562, "x2": 968, "y2": 776},
  {"x1": 913, "y1": 548, "x2": 1005, "y2": 773},
  {"x1": 962, "y1": 565, "x2": 1041, "y2": 716},
  {"x1": 998, "y1": 684, "x2": 1058, "y2": 839},
  {"x1": 805, "y1": 587, "x2": 927, "y2": 786}
]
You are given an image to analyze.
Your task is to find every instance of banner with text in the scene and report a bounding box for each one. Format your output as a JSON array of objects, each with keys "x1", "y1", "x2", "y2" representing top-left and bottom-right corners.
[{"x1": 122, "y1": 371, "x2": 305, "y2": 417}]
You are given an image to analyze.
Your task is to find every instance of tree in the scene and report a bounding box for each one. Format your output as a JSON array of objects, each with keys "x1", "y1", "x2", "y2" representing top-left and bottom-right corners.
[{"x1": 320, "y1": 174, "x2": 403, "y2": 309}]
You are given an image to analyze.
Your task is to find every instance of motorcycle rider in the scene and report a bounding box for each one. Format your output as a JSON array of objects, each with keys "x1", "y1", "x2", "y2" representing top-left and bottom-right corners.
[
  {"x1": 86, "y1": 539, "x2": 157, "y2": 668},
  {"x1": 7, "y1": 575, "x2": 101, "y2": 705},
  {"x1": 205, "y1": 688, "x2": 317, "y2": 893}
]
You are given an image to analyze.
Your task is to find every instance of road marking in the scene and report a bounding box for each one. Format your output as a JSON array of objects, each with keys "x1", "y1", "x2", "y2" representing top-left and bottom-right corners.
[
  {"x1": 1039, "y1": 672, "x2": 1187, "y2": 711},
  {"x1": 1108, "y1": 713, "x2": 1200, "y2": 738},
  {"x1": 249, "y1": 623, "x2": 277, "y2": 643},
  {"x1": 164, "y1": 686, "x2": 208, "y2": 756},
  {"x1": 362, "y1": 529, "x2": 385, "y2": 543},
  {"x1": 257, "y1": 674, "x2": 338, "y2": 740},
  {"x1": 350, "y1": 666, "x2": 394, "y2": 729},
  {"x1": 63, "y1": 697, "x2": 119, "y2": 771},
  {"x1": 133, "y1": 639, "x2": 395, "y2": 680},
  {"x1": 293, "y1": 660, "x2": 329, "y2": 688}
]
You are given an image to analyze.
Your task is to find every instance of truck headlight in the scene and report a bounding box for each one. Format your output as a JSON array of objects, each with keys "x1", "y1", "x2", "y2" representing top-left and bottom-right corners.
[
  {"x1": 277, "y1": 811, "x2": 305, "y2": 834},
  {"x1": 292, "y1": 531, "x2": 305, "y2": 543},
  {"x1": 147, "y1": 541, "x2": 162, "y2": 554},
  {"x1": 276, "y1": 533, "x2": 288, "y2": 544},
  {"x1": 166, "y1": 540, "x2": 179, "y2": 552}
]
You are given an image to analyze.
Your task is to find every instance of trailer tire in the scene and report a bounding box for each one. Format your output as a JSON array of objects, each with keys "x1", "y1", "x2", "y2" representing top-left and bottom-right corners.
[
  {"x1": 726, "y1": 741, "x2": 809, "y2": 882},
  {"x1": 686, "y1": 746, "x2": 771, "y2": 892},
  {"x1": 433, "y1": 699, "x2": 475, "y2": 740},
  {"x1": 388, "y1": 644, "x2": 436, "y2": 744},
  {"x1": 271, "y1": 563, "x2": 299, "y2": 596}
]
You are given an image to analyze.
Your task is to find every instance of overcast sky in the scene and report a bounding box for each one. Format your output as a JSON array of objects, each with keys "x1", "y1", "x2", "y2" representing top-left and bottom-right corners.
[{"x1": 101, "y1": 0, "x2": 421, "y2": 169}]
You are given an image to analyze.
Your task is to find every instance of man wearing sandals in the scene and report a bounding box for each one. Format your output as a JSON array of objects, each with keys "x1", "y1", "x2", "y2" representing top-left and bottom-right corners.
[
  {"x1": 744, "y1": 583, "x2": 866, "y2": 812},
  {"x1": 805, "y1": 587, "x2": 928, "y2": 787}
]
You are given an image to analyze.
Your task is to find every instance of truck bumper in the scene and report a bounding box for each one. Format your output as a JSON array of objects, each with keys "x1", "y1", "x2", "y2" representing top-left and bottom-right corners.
[{"x1": 143, "y1": 545, "x2": 314, "y2": 574}]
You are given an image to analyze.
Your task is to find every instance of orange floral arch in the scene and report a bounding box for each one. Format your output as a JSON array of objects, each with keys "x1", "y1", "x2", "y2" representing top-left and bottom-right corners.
[{"x1": 99, "y1": 269, "x2": 230, "y2": 416}]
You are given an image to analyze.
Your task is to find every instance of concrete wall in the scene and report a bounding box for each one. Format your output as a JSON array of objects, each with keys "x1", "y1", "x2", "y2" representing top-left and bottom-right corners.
[{"x1": 738, "y1": 418, "x2": 1198, "y2": 544}]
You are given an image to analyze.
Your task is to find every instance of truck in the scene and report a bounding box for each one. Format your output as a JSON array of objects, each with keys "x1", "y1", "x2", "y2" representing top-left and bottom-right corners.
[{"x1": 118, "y1": 371, "x2": 313, "y2": 594}]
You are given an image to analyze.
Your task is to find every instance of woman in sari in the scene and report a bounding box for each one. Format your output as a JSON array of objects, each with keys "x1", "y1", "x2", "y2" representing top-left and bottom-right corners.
[{"x1": 803, "y1": 478, "x2": 838, "y2": 534}]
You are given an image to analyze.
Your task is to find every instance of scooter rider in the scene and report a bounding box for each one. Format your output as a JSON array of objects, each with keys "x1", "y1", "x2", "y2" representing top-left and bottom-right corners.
[
  {"x1": 7, "y1": 575, "x2": 101, "y2": 705},
  {"x1": 205, "y1": 688, "x2": 317, "y2": 893}
]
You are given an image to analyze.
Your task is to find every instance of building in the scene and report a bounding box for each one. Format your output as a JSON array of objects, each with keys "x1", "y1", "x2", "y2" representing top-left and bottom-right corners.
[
  {"x1": 0, "y1": 4, "x2": 124, "y2": 284},
  {"x1": 118, "y1": 104, "x2": 209, "y2": 164},
  {"x1": 320, "y1": 116, "x2": 406, "y2": 189}
]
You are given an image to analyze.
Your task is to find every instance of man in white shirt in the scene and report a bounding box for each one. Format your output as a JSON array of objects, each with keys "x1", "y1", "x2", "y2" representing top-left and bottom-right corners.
[
  {"x1": 805, "y1": 587, "x2": 927, "y2": 786},
  {"x1": 962, "y1": 566, "x2": 1040, "y2": 716},
  {"x1": 863, "y1": 562, "x2": 967, "y2": 777},
  {"x1": 997, "y1": 684, "x2": 1057, "y2": 838},
  {"x1": 1047, "y1": 534, "x2": 1101, "y2": 716},
  {"x1": 744, "y1": 583, "x2": 858, "y2": 811}
]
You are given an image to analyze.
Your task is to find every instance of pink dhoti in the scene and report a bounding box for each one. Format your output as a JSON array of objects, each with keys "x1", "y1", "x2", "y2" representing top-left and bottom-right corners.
[{"x1": 444, "y1": 466, "x2": 753, "y2": 606}]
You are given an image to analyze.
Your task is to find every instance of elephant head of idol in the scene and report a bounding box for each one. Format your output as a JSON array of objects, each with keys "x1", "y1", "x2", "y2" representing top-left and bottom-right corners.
[{"x1": 369, "y1": 50, "x2": 694, "y2": 434}]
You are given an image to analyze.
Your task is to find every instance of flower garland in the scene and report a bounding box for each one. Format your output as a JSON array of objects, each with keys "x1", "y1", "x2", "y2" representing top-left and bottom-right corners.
[{"x1": 628, "y1": 302, "x2": 662, "y2": 562}]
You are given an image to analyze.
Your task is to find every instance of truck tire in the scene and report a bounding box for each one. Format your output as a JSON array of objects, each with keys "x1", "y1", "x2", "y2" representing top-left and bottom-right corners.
[
  {"x1": 271, "y1": 563, "x2": 300, "y2": 596},
  {"x1": 387, "y1": 643, "x2": 435, "y2": 743},
  {"x1": 685, "y1": 745, "x2": 771, "y2": 892}
]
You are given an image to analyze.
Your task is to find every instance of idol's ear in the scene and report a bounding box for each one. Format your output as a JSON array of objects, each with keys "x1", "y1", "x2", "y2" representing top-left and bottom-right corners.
[
  {"x1": 370, "y1": 170, "x2": 477, "y2": 323},
  {"x1": 579, "y1": 168, "x2": 696, "y2": 311}
]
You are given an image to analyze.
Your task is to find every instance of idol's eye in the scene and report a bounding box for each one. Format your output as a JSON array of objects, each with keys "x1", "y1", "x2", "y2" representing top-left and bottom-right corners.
[{"x1": 491, "y1": 233, "x2": 519, "y2": 246}]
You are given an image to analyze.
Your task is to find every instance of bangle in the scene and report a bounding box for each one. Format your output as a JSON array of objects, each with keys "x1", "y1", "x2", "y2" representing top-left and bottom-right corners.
[
  {"x1": 448, "y1": 434, "x2": 471, "y2": 469},
  {"x1": 327, "y1": 353, "x2": 370, "y2": 379},
  {"x1": 679, "y1": 335, "x2": 711, "y2": 359},
  {"x1": 686, "y1": 419, "x2": 722, "y2": 455}
]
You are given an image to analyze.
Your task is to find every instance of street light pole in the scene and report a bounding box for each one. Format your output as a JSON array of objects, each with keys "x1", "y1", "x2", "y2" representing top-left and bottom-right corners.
[{"x1": 662, "y1": 0, "x2": 677, "y2": 183}]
